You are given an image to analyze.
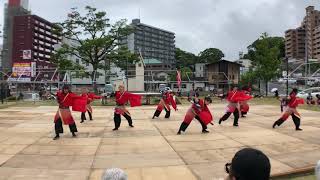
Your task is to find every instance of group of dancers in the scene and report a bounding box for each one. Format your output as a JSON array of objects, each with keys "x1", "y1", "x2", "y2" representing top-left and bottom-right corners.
[{"x1": 52, "y1": 84, "x2": 305, "y2": 140}]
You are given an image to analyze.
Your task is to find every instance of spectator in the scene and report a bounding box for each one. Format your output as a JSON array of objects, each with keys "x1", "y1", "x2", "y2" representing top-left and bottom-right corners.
[
  {"x1": 225, "y1": 148, "x2": 271, "y2": 180},
  {"x1": 316, "y1": 160, "x2": 320, "y2": 180},
  {"x1": 316, "y1": 94, "x2": 320, "y2": 105},
  {"x1": 306, "y1": 93, "x2": 315, "y2": 105},
  {"x1": 274, "y1": 90, "x2": 279, "y2": 98},
  {"x1": 102, "y1": 168, "x2": 127, "y2": 180}
]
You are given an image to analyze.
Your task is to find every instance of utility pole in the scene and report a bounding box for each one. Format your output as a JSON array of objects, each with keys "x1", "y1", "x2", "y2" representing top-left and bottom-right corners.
[
  {"x1": 126, "y1": 57, "x2": 128, "y2": 90},
  {"x1": 286, "y1": 57, "x2": 289, "y2": 96}
]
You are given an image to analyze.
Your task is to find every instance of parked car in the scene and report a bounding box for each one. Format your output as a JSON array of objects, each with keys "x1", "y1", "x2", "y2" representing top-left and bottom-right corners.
[
  {"x1": 297, "y1": 87, "x2": 320, "y2": 99},
  {"x1": 278, "y1": 78, "x2": 297, "y2": 84}
]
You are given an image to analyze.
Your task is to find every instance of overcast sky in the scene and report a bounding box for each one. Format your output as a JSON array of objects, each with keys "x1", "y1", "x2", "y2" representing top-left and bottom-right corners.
[{"x1": 0, "y1": 0, "x2": 319, "y2": 60}]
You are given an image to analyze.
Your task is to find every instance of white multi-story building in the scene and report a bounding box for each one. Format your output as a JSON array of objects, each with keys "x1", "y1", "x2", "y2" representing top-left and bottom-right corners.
[
  {"x1": 194, "y1": 63, "x2": 206, "y2": 78},
  {"x1": 235, "y1": 59, "x2": 251, "y2": 75}
]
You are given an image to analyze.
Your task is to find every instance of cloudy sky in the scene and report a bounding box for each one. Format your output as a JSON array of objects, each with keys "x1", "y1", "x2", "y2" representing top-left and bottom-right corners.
[{"x1": 0, "y1": 0, "x2": 319, "y2": 60}]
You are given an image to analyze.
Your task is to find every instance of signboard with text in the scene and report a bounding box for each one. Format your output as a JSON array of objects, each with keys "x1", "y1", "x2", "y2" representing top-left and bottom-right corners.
[{"x1": 11, "y1": 62, "x2": 36, "y2": 82}]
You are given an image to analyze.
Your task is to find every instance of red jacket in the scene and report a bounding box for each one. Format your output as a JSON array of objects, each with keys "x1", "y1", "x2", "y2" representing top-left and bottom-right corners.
[
  {"x1": 288, "y1": 92, "x2": 304, "y2": 108},
  {"x1": 227, "y1": 90, "x2": 252, "y2": 103},
  {"x1": 162, "y1": 92, "x2": 177, "y2": 110},
  {"x1": 193, "y1": 99, "x2": 213, "y2": 125},
  {"x1": 115, "y1": 91, "x2": 142, "y2": 107},
  {"x1": 82, "y1": 93, "x2": 101, "y2": 104},
  {"x1": 56, "y1": 91, "x2": 81, "y2": 108}
]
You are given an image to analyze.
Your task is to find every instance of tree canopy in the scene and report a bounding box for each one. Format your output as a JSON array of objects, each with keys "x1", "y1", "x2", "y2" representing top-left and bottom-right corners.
[
  {"x1": 198, "y1": 48, "x2": 224, "y2": 64},
  {"x1": 175, "y1": 48, "x2": 198, "y2": 69},
  {"x1": 54, "y1": 6, "x2": 139, "y2": 90},
  {"x1": 243, "y1": 33, "x2": 284, "y2": 95}
]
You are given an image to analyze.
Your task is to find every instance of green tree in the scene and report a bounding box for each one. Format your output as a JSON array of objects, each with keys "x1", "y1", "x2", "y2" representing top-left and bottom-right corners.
[
  {"x1": 57, "y1": 6, "x2": 138, "y2": 91},
  {"x1": 198, "y1": 48, "x2": 224, "y2": 64},
  {"x1": 50, "y1": 44, "x2": 88, "y2": 81},
  {"x1": 175, "y1": 48, "x2": 198, "y2": 69},
  {"x1": 240, "y1": 69, "x2": 257, "y2": 87},
  {"x1": 245, "y1": 33, "x2": 284, "y2": 96}
]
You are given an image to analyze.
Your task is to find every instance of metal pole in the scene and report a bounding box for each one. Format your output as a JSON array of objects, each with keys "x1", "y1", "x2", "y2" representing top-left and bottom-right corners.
[
  {"x1": 126, "y1": 57, "x2": 128, "y2": 90},
  {"x1": 305, "y1": 36, "x2": 308, "y2": 88},
  {"x1": 286, "y1": 57, "x2": 289, "y2": 96}
]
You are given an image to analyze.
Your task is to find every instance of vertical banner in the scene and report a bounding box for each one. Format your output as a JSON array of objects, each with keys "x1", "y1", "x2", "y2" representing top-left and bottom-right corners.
[
  {"x1": 31, "y1": 62, "x2": 36, "y2": 77},
  {"x1": 176, "y1": 70, "x2": 181, "y2": 89}
]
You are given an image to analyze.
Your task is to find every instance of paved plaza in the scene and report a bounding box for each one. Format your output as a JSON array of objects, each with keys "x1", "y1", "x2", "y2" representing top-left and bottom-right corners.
[{"x1": 0, "y1": 103, "x2": 319, "y2": 179}]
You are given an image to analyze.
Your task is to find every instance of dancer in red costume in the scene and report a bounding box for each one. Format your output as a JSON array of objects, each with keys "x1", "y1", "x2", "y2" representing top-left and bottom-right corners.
[
  {"x1": 80, "y1": 88, "x2": 102, "y2": 123},
  {"x1": 53, "y1": 85, "x2": 85, "y2": 140},
  {"x1": 113, "y1": 85, "x2": 142, "y2": 131},
  {"x1": 273, "y1": 88, "x2": 304, "y2": 131},
  {"x1": 177, "y1": 96, "x2": 213, "y2": 134},
  {"x1": 240, "y1": 86, "x2": 252, "y2": 117},
  {"x1": 152, "y1": 88, "x2": 177, "y2": 119},
  {"x1": 218, "y1": 86, "x2": 252, "y2": 127}
]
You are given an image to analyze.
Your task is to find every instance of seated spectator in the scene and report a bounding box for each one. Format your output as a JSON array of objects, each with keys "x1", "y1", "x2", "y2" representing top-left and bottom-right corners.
[
  {"x1": 102, "y1": 168, "x2": 127, "y2": 180},
  {"x1": 316, "y1": 94, "x2": 320, "y2": 105},
  {"x1": 306, "y1": 93, "x2": 314, "y2": 105},
  {"x1": 225, "y1": 148, "x2": 271, "y2": 180}
]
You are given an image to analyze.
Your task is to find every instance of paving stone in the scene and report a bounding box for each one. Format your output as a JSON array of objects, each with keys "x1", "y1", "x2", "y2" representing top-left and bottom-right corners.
[
  {"x1": 93, "y1": 152, "x2": 184, "y2": 169},
  {"x1": 90, "y1": 166, "x2": 197, "y2": 180},
  {"x1": 0, "y1": 167, "x2": 90, "y2": 180},
  {"x1": 2, "y1": 155, "x2": 94, "y2": 170},
  {"x1": 0, "y1": 104, "x2": 319, "y2": 179}
]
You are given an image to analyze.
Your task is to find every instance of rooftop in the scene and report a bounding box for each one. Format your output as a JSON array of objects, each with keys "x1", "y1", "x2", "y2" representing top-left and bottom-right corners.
[{"x1": 207, "y1": 59, "x2": 243, "y2": 66}]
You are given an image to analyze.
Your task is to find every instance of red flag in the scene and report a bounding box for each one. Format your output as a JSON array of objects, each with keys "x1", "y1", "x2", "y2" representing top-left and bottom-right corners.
[
  {"x1": 176, "y1": 70, "x2": 181, "y2": 88},
  {"x1": 129, "y1": 94, "x2": 142, "y2": 107},
  {"x1": 72, "y1": 97, "x2": 87, "y2": 112},
  {"x1": 199, "y1": 111, "x2": 213, "y2": 125}
]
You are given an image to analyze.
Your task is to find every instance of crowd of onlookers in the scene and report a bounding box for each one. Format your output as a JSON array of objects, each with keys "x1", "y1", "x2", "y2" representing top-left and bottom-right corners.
[
  {"x1": 306, "y1": 93, "x2": 320, "y2": 105},
  {"x1": 101, "y1": 148, "x2": 320, "y2": 180}
]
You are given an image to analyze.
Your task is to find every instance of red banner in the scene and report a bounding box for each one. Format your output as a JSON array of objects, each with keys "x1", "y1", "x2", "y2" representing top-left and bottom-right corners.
[{"x1": 176, "y1": 70, "x2": 181, "y2": 89}]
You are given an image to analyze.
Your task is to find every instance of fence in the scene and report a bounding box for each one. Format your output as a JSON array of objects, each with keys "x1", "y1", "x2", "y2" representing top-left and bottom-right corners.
[{"x1": 0, "y1": 67, "x2": 238, "y2": 104}]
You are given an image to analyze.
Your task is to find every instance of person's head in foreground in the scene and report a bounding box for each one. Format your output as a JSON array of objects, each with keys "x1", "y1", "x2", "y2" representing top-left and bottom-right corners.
[
  {"x1": 225, "y1": 148, "x2": 271, "y2": 180},
  {"x1": 102, "y1": 168, "x2": 127, "y2": 180}
]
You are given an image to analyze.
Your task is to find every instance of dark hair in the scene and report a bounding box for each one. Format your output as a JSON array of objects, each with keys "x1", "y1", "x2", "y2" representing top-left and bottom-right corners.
[
  {"x1": 204, "y1": 96, "x2": 212, "y2": 103},
  {"x1": 292, "y1": 88, "x2": 298, "y2": 94},
  {"x1": 62, "y1": 85, "x2": 71, "y2": 92},
  {"x1": 231, "y1": 148, "x2": 271, "y2": 180}
]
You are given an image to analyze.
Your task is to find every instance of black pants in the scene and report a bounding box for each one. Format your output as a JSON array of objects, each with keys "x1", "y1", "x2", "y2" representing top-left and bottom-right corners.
[
  {"x1": 114, "y1": 113, "x2": 133, "y2": 129},
  {"x1": 292, "y1": 114, "x2": 301, "y2": 129},
  {"x1": 178, "y1": 115, "x2": 207, "y2": 133},
  {"x1": 81, "y1": 111, "x2": 92, "y2": 121},
  {"x1": 274, "y1": 114, "x2": 301, "y2": 129},
  {"x1": 54, "y1": 118, "x2": 77, "y2": 135},
  {"x1": 153, "y1": 109, "x2": 171, "y2": 118},
  {"x1": 220, "y1": 108, "x2": 239, "y2": 125},
  {"x1": 195, "y1": 116, "x2": 208, "y2": 130}
]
